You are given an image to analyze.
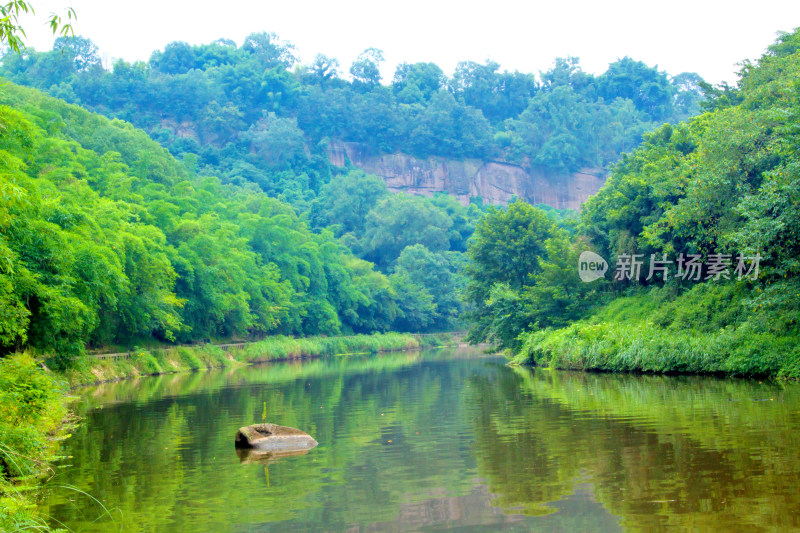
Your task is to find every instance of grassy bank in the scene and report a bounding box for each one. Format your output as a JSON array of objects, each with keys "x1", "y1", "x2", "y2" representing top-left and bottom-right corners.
[
  {"x1": 62, "y1": 332, "x2": 458, "y2": 388},
  {"x1": 0, "y1": 354, "x2": 71, "y2": 532},
  {"x1": 512, "y1": 283, "x2": 800, "y2": 379}
]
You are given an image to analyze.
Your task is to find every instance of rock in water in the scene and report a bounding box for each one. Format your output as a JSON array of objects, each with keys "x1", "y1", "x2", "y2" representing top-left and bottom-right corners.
[{"x1": 234, "y1": 423, "x2": 318, "y2": 452}]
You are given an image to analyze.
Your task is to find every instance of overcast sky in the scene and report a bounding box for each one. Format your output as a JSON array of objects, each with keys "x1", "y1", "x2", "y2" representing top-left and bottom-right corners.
[{"x1": 17, "y1": 0, "x2": 800, "y2": 85}]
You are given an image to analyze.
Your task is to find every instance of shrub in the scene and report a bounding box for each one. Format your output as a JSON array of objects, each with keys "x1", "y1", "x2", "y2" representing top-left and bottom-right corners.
[{"x1": 131, "y1": 350, "x2": 162, "y2": 375}]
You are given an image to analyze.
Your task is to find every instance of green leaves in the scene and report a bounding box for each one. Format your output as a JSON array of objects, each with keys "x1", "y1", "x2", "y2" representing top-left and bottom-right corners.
[
  {"x1": 0, "y1": 272, "x2": 28, "y2": 347},
  {"x1": 582, "y1": 27, "x2": 800, "y2": 287},
  {"x1": 0, "y1": 83, "x2": 456, "y2": 360},
  {"x1": 361, "y1": 194, "x2": 453, "y2": 270},
  {"x1": 0, "y1": 1, "x2": 75, "y2": 54},
  {"x1": 465, "y1": 200, "x2": 562, "y2": 349},
  {"x1": 525, "y1": 27, "x2": 800, "y2": 370},
  {"x1": 0, "y1": 0, "x2": 33, "y2": 54},
  {"x1": 311, "y1": 170, "x2": 388, "y2": 237}
]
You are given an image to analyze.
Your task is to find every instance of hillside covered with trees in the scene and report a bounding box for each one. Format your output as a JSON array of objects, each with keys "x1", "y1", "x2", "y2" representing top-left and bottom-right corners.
[
  {"x1": 0, "y1": 34, "x2": 712, "y2": 365},
  {"x1": 0, "y1": 84, "x2": 481, "y2": 369},
  {"x1": 465, "y1": 29, "x2": 800, "y2": 378},
  {"x1": 0, "y1": 34, "x2": 705, "y2": 211}
]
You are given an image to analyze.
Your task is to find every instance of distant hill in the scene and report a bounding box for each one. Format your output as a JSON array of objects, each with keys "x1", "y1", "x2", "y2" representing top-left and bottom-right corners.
[
  {"x1": 0, "y1": 34, "x2": 705, "y2": 211},
  {"x1": 0, "y1": 83, "x2": 479, "y2": 363}
]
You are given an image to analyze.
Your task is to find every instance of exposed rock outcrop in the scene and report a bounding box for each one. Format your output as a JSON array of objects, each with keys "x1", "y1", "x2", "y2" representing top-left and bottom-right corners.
[{"x1": 327, "y1": 140, "x2": 606, "y2": 210}]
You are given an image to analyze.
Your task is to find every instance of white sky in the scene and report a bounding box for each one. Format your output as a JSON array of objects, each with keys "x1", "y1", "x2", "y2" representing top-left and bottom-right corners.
[{"x1": 17, "y1": 0, "x2": 800, "y2": 85}]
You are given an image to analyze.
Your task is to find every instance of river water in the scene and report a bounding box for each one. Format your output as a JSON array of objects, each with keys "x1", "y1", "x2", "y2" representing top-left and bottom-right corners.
[{"x1": 43, "y1": 346, "x2": 800, "y2": 532}]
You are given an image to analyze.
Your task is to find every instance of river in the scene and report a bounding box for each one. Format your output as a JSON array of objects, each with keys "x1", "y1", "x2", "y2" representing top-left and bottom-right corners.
[{"x1": 42, "y1": 346, "x2": 800, "y2": 532}]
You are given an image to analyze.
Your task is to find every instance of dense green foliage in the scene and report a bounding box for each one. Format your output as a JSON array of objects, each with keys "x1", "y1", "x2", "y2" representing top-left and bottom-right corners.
[
  {"x1": 309, "y1": 170, "x2": 481, "y2": 330},
  {"x1": 0, "y1": 33, "x2": 711, "y2": 357},
  {"x1": 0, "y1": 16, "x2": 725, "y2": 533},
  {"x1": 464, "y1": 200, "x2": 594, "y2": 350},
  {"x1": 467, "y1": 29, "x2": 800, "y2": 376},
  {"x1": 0, "y1": 35, "x2": 703, "y2": 203},
  {"x1": 0, "y1": 84, "x2": 475, "y2": 370},
  {"x1": 514, "y1": 284, "x2": 800, "y2": 377},
  {"x1": 0, "y1": 353, "x2": 68, "y2": 531}
]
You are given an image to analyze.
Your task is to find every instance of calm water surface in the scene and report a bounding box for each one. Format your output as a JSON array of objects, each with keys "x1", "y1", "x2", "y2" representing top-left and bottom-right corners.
[{"x1": 43, "y1": 347, "x2": 800, "y2": 532}]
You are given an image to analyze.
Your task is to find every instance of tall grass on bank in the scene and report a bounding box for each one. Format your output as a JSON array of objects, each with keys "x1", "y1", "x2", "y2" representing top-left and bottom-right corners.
[
  {"x1": 516, "y1": 322, "x2": 799, "y2": 377},
  {"x1": 236, "y1": 332, "x2": 420, "y2": 363},
  {"x1": 63, "y1": 332, "x2": 456, "y2": 387},
  {"x1": 513, "y1": 283, "x2": 800, "y2": 379},
  {"x1": 0, "y1": 354, "x2": 70, "y2": 532}
]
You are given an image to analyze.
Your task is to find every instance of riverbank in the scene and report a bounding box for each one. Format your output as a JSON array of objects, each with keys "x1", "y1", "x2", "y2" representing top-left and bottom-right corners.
[
  {"x1": 63, "y1": 332, "x2": 459, "y2": 388},
  {"x1": 0, "y1": 354, "x2": 72, "y2": 532},
  {"x1": 0, "y1": 332, "x2": 457, "y2": 530},
  {"x1": 512, "y1": 283, "x2": 800, "y2": 379}
]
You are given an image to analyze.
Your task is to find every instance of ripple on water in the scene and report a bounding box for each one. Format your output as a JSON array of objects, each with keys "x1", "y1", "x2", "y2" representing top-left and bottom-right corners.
[{"x1": 44, "y1": 348, "x2": 800, "y2": 532}]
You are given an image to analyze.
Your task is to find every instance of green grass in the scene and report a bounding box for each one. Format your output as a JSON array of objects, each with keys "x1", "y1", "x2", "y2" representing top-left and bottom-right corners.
[
  {"x1": 235, "y1": 332, "x2": 420, "y2": 362},
  {"x1": 0, "y1": 354, "x2": 70, "y2": 532},
  {"x1": 61, "y1": 332, "x2": 457, "y2": 388},
  {"x1": 513, "y1": 282, "x2": 800, "y2": 379}
]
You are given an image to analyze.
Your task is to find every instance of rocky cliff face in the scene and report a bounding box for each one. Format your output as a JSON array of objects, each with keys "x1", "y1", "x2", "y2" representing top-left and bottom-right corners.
[{"x1": 327, "y1": 140, "x2": 606, "y2": 210}]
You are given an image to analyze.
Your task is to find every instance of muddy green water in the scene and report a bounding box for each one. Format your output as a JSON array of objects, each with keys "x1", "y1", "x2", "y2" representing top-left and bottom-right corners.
[{"x1": 43, "y1": 347, "x2": 800, "y2": 532}]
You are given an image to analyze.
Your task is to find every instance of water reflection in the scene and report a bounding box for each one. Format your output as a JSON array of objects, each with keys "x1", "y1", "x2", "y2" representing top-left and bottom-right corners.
[
  {"x1": 469, "y1": 367, "x2": 800, "y2": 532},
  {"x1": 43, "y1": 348, "x2": 800, "y2": 532},
  {"x1": 235, "y1": 447, "x2": 314, "y2": 464}
]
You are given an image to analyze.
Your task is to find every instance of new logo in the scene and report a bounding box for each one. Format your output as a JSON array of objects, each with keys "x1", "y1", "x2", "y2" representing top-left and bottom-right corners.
[{"x1": 578, "y1": 251, "x2": 608, "y2": 282}]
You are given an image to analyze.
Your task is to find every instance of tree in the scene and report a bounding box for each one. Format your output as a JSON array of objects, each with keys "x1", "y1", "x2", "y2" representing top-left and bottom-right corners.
[
  {"x1": 360, "y1": 193, "x2": 453, "y2": 269},
  {"x1": 504, "y1": 85, "x2": 591, "y2": 172},
  {"x1": 540, "y1": 56, "x2": 594, "y2": 95},
  {"x1": 670, "y1": 72, "x2": 705, "y2": 118},
  {"x1": 305, "y1": 54, "x2": 340, "y2": 85},
  {"x1": 242, "y1": 112, "x2": 308, "y2": 172},
  {"x1": 428, "y1": 193, "x2": 483, "y2": 252},
  {"x1": 242, "y1": 31, "x2": 297, "y2": 68},
  {"x1": 450, "y1": 60, "x2": 537, "y2": 122},
  {"x1": 522, "y1": 233, "x2": 597, "y2": 328},
  {"x1": 597, "y1": 57, "x2": 674, "y2": 121},
  {"x1": 311, "y1": 170, "x2": 388, "y2": 237},
  {"x1": 53, "y1": 35, "x2": 100, "y2": 71},
  {"x1": 389, "y1": 272, "x2": 436, "y2": 331},
  {"x1": 394, "y1": 244, "x2": 463, "y2": 327},
  {"x1": 408, "y1": 90, "x2": 494, "y2": 158},
  {"x1": 350, "y1": 47, "x2": 384, "y2": 90},
  {"x1": 150, "y1": 41, "x2": 196, "y2": 74},
  {"x1": 392, "y1": 62, "x2": 445, "y2": 103},
  {"x1": 465, "y1": 200, "x2": 558, "y2": 348}
]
